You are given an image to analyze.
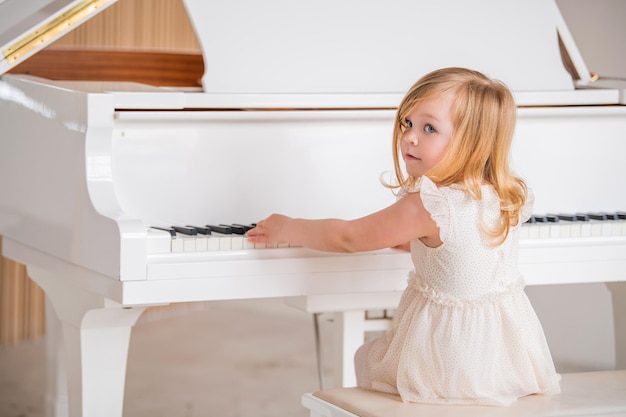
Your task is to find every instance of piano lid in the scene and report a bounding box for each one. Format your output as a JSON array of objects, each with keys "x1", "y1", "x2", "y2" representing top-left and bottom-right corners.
[
  {"x1": 0, "y1": 0, "x2": 616, "y2": 98},
  {"x1": 556, "y1": 0, "x2": 626, "y2": 89},
  {"x1": 0, "y1": 0, "x2": 118, "y2": 75},
  {"x1": 182, "y1": 0, "x2": 590, "y2": 94}
]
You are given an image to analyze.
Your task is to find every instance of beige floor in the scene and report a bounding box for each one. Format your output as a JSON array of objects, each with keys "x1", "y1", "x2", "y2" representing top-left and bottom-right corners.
[{"x1": 0, "y1": 298, "x2": 337, "y2": 417}]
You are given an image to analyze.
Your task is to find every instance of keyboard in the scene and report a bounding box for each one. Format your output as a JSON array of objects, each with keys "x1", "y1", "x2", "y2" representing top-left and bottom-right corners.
[{"x1": 149, "y1": 213, "x2": 626, "y2": 254}]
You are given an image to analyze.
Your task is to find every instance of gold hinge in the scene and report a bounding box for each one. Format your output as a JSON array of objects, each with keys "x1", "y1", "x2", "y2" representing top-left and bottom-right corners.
[{"x1": 2, "y1": 0, "x2": 115, "y2": 65}]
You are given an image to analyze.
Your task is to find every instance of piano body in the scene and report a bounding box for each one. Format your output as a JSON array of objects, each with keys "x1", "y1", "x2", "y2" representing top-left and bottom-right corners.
[{"x1": 1, "y1": 0, "x2": 625, "y2": 416}]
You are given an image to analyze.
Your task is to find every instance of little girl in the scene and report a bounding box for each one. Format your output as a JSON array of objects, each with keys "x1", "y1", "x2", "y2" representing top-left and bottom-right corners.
[{"x1": 247, "y1": 67, "x2": 561, "y2": 406}]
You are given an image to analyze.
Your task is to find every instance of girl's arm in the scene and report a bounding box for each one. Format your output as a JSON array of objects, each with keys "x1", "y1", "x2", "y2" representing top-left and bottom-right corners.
[
  {"x1": 247, "y1": 192, "x2": 439, "y2": 252},
  {"x1": 392, "y1": 242, "x2": 411, "y2": 252}
]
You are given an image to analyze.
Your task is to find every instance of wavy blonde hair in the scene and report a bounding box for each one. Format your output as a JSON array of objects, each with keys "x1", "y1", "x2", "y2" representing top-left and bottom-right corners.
[{"x1": 389, "y1": 67, "x2": 528, "y2": 244}]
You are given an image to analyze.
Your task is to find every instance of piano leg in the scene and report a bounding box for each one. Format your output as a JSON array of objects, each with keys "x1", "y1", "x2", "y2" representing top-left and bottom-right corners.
[
  {"x1": 287, "y1": 293, "x2": 399, "y2": 389},
  {"x1": 607, "y1": 282, "x2": 626, "y2": 370},
  {"x1": 28, "y1": 266, "x2": 149, "y2": 417},
  {"x1": 331, "y1": 311, "x2": 365, "y2": 388},
  {"x1": 44, "y1": 298, "x2": 69, "y2": 417}
]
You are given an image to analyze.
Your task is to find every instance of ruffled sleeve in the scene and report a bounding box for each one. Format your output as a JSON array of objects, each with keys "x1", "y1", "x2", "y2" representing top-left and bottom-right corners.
[{"x1": 403, "y1": 176, "x2": 451, "y2": 242}]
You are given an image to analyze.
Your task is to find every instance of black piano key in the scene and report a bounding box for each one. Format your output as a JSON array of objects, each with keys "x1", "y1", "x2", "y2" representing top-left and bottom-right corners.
[
  {"x1": 151, "y1": 226, "x2": 176, "y2": 237},
  {"x1": 545, "y1": 215, "x2": 559, "y2": 223},
  {"x1": 187, "y1": 225, "x2": 212, "y2": 235},
  {"x1": 221, "y1": 224, "x2": 246, "y2": 235},
  {"x1": 588, "y1": 213, "x2": 608, "y2": 221},
  {"x1": 603, "y1": 213, "x2": 619, "y2": 221},
  {"x1": 616, "y1": 212, "x2": 626, "y2": 220},
  {"x1": 525, "y1": 216, "x2": 537, "y2": 224},
  {"x1": 207, "y1": 225, "x2": 232, "y2": 234},
  {"x1": 556, "y1": 214, "x2": 577, "y2": 222},
  {"x1": 232, "y1": 223, "x2": 255, "y2": 233},
  {"x1": 533, "y1": 215, "x2": 548, "y2": 223},
  {"x1": 172, "y1": 226, "x2": 197, "y2": 235},
  {"x1": 574, "y1": 213, "x2": 590, "y2": 222}
]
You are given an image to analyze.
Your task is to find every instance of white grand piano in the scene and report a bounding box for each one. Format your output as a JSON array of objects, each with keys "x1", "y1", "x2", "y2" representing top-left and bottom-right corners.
[{"x1": 1, "y1": 0, "x2": 625, "y2": 416}]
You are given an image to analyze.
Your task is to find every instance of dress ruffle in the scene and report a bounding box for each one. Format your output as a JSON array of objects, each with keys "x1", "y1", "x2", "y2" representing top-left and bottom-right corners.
[
  {"x1": 405, "y1": 177, "x2": 535, "y2": 235},
  {"x1": 407, "y1": 272, "x2": 525, "y2": 307}
]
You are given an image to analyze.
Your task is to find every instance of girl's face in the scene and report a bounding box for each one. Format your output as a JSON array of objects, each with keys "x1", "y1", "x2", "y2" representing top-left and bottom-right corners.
[{"x1": 400, "y1": 94, "x2": 454, "y2": 177}]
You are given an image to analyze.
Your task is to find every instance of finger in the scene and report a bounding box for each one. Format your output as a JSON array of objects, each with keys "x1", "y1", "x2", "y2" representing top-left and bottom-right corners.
[
  {"x1": 247, "y1": 233, "x2": 267, "y2": 243},
  {"x1": 247, "y1": 228, "x2": 260, "y2": 237}
]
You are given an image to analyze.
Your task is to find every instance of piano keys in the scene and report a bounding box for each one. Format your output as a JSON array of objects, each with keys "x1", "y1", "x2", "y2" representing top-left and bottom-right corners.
[
  {"x1": 153, "y1": 214, "x2": 626, "y2": 254},
  {"x1": 521, "y1": 213, "x2": 626, "y2": 239},
  {"x1": 150, "y1": 224, "x2": 260, "y2": 252}
]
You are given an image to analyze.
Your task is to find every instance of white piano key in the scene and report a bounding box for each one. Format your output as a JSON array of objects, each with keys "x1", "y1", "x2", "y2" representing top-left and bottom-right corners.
[
  {"x1": 231, "y1": 236, "x2": 244, "y2": 250},
  {"x1": 580, "y1": 222, "x2": 592, "y2": 237},
  {"x1": 221, "y1": 238, "x2": 233, "y2": 250},
  {"x1": 556, "y1": 223, "x2": 569, "y2": 238},
  {"x1": 538, "y1": 224, "x2": 551, "y2": 239},
  {"x1": 217, "y1": 235, "x2": 232, "y2": 250},
  {"x1": 147, "y1": 228, "x2": 173, "y2": 254},
  {"x1": 171, "y1": 238, "x2": 185, "y2": 253},
  {"x1": 590, "y1": 221, "x2": 603, "y2": 236},
  {"x1": 519, "y1": 224, "x2": 529, "y2": 239},
  {"x1": 243, "y1": 238, "x2": 255, "y2": 250},
  {"x1": 601, "y1": 221, "x2": 613, "y2": 236},
  {"x1": 548, "y1": 224, "x2": 561, "y2": 238},
  {"x1": 618, "y1": 214, "x2": 626, "y2": 236},
  {"x1": 543, "y1": 215, "x2": 560, "y2": 238},
  {"x1": 195, "y1": 236, "x2": 209, "y2": 252},
  {"x1": 570, "y1": 223, "x2": 582, "y2": 238},
  {"x1": 182, "y1": 235, "x2": 196, "y2": 252},
  {"x1": 207, "y1": 236, "x2": 221, "y2": 251}
]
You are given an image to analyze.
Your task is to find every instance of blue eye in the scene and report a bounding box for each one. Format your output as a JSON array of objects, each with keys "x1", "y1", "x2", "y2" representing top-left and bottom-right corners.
[
  {"x1": 424, "y1": 124, "x2": 436, "y2": 133},
  {"x1": 404, "y1": 119, "x2": 413, "y2": 129}
]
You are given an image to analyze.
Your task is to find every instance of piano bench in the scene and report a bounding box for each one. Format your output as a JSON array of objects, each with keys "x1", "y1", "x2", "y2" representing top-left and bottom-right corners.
[{"x1": 301, "y1": 370, "x2": 626, "y2": 417}]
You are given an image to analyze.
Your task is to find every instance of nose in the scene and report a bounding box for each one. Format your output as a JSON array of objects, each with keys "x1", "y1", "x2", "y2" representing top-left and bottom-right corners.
[{"x1": 403, "y1": 130, "x2": 419, "y2": 146}]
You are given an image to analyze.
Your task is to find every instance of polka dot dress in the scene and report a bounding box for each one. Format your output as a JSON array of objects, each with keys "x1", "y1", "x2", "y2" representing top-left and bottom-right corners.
[{"x1": 356, "y1": 176, "x2": 561, "y2": 406}]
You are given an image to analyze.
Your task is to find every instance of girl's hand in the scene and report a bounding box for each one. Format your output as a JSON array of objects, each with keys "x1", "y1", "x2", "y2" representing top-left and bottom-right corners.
[{"x1": 247, "y1": 214, "x2": 292, "y2": 244}]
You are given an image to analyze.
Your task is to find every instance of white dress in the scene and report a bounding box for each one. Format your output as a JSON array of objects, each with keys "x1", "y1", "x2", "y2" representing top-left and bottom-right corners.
[{"x1": 357, "y1": 176, "x2": 561, "y2": 406}]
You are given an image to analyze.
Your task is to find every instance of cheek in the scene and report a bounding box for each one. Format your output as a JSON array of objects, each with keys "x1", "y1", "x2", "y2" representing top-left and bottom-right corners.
[
  {"x1": 437, "y1": 144, "x2": 450, "y2": 160},
  {"x1": 423, "y1": 144, "x2": 449, "y2": 169},
  {"x1": 434, "y1": 140, "x2": 451, "y2": 161},
  {"x1": 399, "y1": 140, "x2": 408, "y2": 154}
]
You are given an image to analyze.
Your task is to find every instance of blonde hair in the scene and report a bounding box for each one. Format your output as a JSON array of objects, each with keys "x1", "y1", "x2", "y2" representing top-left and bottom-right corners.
[{"x1": 389, "y1": 67, "x2": 528, "y2": 244}]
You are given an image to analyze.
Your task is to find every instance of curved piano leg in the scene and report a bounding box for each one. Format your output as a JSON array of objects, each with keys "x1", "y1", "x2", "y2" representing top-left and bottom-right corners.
[
  {"x1": 29, "y1": 266, "x2": 149, "y2": 417},
  {"x1": 608, "y1": 282, "x2": 626, "y2": 370}
]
